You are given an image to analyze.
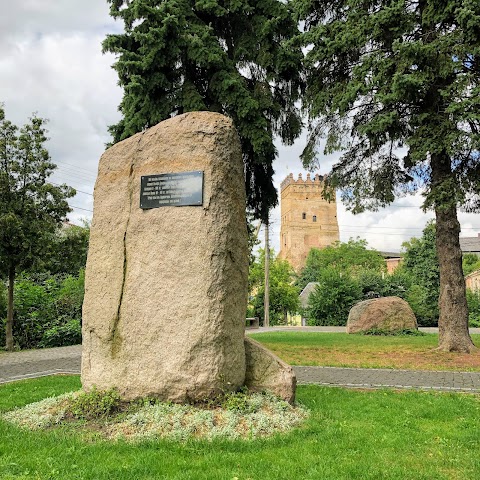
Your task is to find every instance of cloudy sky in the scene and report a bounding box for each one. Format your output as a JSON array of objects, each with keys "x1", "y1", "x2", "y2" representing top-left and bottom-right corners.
[{"x1": 1, "y1": 1, "x2": 479, "y2": 254}]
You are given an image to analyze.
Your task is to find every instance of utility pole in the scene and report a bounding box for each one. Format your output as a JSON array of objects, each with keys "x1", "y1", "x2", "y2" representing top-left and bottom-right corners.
[{"x1": 264, "y1": 218, "x2": 270, "y2": 328}]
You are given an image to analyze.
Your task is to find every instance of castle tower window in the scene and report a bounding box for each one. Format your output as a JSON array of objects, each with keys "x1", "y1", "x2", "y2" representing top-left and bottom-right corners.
[
  {"x1": 302, "y1": 212, "x2": 306, "y2": 220},
  {"x1": 313, "y1": 215, "x2": 317, "y2": 222}
]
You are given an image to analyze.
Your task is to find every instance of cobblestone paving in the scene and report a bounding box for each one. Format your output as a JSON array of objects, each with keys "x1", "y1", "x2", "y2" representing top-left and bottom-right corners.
[
  {"x1": 0, "y1": 345, "x2": 81, "y2": 384},
  {"x1": 294, "y1": 366, "x2": 480, "y2": 393},
  {"x1": 1, "y1": 343, "x2": 480, "y2": 393}
]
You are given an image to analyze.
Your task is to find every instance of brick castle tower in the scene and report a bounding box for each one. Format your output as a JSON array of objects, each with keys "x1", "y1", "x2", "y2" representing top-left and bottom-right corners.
[{"x1": 278, "y1": 173, "x2": 340, "y2": 271}]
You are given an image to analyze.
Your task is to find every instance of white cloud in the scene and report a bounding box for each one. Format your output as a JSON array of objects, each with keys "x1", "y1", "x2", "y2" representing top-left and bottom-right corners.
[
  {"x1": 0, "y1": 0, "x2": 118, "y2": 49},
  {"x1": 0, "y1": 1, "x2": 122, "y2": 225}
]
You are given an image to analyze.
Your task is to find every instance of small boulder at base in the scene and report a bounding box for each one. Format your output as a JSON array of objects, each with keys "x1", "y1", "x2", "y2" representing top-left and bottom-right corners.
[
  {"x1": 244, "y1": 336, "x2": 296, "y2": 404},
  {"x1": 346, "y1": 296, "x2": 418, "y2": 334}
]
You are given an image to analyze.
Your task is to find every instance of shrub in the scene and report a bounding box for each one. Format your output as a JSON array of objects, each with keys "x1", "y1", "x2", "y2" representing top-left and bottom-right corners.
[
  {"x1": 0, "y1": 282, "x2": 6, "y2": 348},
  {"x1": 356, "y1": 269, "x2": 386, "y2": 299},
  {"x1": 39, "y1": 319, "x2": 82, "y2": 348},
  {"x1": 359, "y1": 328, "x2": 426, "y2": 336},
  {"x1": 3, "y1": 271, "x2": 84, "y2": 349},
  {"x1": 466, "y1": 289, "x2": 480, "y2": 327},
  {"x1": 249, "y1": 249, "x2": 300, "y2": 326},
  {"x1": 306, "y1": 268, "x2": 362, "y2": 326},
  {"x1": 0, "y1": 280, "x2": 6, "y2": 320},
  {"x1": 66, "y1": 387, "x2": 122, "y2": 420},
  {"x1": 219, "y1": 388, "x2": 261, "y2": 413},
  {"x1": 56, "y1": 270, "x2": 84, "y2": 321},
  {"x1": 406, "y1": 284, "x2": 438, "y2": 327},
  {"x1": 383, "y1": 269, "x2": 413, "y2": 299},
  {"x1": 13, "y1": 277, "x2": 54, "y2": 349},
  {"x1": 463, "y1": 254, "x2": 480, "y2": 276}
]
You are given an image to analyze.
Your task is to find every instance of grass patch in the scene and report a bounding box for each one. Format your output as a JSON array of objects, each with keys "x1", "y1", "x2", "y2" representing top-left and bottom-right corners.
[
  {"x1": 1, "y1": 376, "x2": 479, "y2": 479},
  {"x1": 251, "y1": 332, "x2": 480, "y2": 371}
]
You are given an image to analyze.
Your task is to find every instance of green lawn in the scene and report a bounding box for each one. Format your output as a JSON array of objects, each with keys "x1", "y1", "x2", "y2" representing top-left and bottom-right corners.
[
  {"x1": 251, "y1": 332, "x2": 480, "y2": 371},
  {"x1": 1, "y1": 376, "x2": 480, "y2": 479}
]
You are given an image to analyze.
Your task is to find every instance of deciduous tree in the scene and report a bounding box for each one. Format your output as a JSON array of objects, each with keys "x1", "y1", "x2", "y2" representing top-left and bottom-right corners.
[
  {"x1": 463, "y1": 253, "x2": 480, "y2": 276},
  {"x1": 305, "y1": 267, "x2": 362, "y2": 326},
  {"x1": 298, "y1": 239, "x2": 385, "y2": 291},
  {"x1": 400, "y1": 221, "x2": 440, "y2": 325},
  {"x1": 296, "y1": 0, "x2": 480, "y2": 351},
  {"x1": 0, "y1": 106, "x2": 74, "y2": 350},
  {"x1": 36, "y1": 221, "x2": 90, "y2": 276},
  {"x1": 249, "y1": 248, "x2": 300, "y2": 325},
  {"x1": 103, "y1": 0, "x2": 303, "y2": 221}
]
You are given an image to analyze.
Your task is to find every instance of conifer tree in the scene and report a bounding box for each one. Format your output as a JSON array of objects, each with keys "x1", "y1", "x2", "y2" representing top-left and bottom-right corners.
[
  {"x1": 296, "y1": 0, "x2": 480, "y2": 351},
  {"x1": 103, "y1": 0, "x2": 303, "y2": 221},
  {"x1": 0, "y1": 106, "x2": 74, "y2": 350}
]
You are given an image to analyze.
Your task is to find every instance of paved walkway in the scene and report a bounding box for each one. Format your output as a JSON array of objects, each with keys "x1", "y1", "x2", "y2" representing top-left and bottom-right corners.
[
  {"x1": 249, "y1": 326, "x2": 480, "y2": 334},
  {"x1": 0, "y1": 345, "x2": 81, "y2": 384},
  {"x1": 294, "y1": 366, "x2": 480, "y2": 393},
  {"x1": 1, "y1": 332, "x2": 480, "y2": 393}
]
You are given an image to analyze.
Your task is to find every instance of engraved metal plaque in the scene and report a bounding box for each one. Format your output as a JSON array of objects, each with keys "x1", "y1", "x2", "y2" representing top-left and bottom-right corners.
[{"x1": 140, "y1": 171, "x2": 203, "y2": 209}]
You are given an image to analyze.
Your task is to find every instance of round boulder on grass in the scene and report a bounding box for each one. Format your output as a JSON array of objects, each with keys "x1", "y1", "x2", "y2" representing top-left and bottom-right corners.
[{"x1": 346, "y1": 296, "x2": 418, "y2": 334}]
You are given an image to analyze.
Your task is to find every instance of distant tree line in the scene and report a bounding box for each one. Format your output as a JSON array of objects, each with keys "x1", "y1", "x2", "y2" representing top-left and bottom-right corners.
[
  {"x1": 249, "y1": 225, "x2": 480, "y2": 329},
  {"x1": 0, "y1": 105, "x2": 88, "y2": 350},
  {"x1": 0, "y1": 223, "x2": 89, "y2": 350}
]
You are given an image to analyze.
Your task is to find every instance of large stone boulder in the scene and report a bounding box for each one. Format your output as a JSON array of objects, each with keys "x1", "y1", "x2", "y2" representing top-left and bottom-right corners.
[
  {"x1": 346, "y1": 296, "x2": 418, "y2": 334},
  {"x1": 244, "y1": 337, "x2": 296, "y2": 404},
  {"x1": 82, "y1": 112, "x2": 248, "y2": 402}
]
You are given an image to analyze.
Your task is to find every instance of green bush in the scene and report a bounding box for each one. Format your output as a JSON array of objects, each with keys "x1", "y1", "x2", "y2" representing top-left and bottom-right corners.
[
  {"x1": 221, "y1": 388, "x2": 252, "y2": 413},
  {"x1": 466, "y1": 289, "x2": 480, "y2": 327},
  {"x1": 13, "y1": 277, "x2": 55, "y2": 348},
  {"x1": 66, "y1": 387, "x2": 122, "y2": 420},
  {"x1": 0, "y1": 281, "x2": 6, "y2": 320},
  {"x1": 463, "y1": 253, "x2": 480, "y2": 276},
  {"x1": 56, "y1": 271, "x2": 84, "y2": 318},
  {"x1": 359, "y1": 328, "x2": 426, "y2": 336},
  {"x1": 356, "y1": 269, "x2": 386, "y2": 299},
  {"x1": 405, "y1": 284, "x2": 438, "y2": 327},
  {"x1": 383, "y1": 269, "x2": 413, "y2": 299},
  {"x1": 249, "y1": 249, "x2": 300, "y2": 326},
  {"x1": 306, "y1": 268, "x2": 362, "y2": 326},
  {"x1": 304, "y1": 268, "x2": 421, "y2": 327},
  {"x1": 39, "y1": 319, "x2": 82, "y2": 348},
  {"x1": 2, "y1": 271, "x2": 84, "y2": 349},
  {"x1": 0, "y1": 282, "x2": 6, "y2": 348},
  {"x1": 400, "y1": 222, "x2": 439, "y2": 326}
]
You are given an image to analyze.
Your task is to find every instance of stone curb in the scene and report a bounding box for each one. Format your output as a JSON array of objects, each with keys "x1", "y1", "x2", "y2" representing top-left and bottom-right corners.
[
  {"x1": 0, "y1": 370, "x2": 80, "y2": 385},
  {"x1": 298, "y1": 381, "x2": 480, "y2": 393}
]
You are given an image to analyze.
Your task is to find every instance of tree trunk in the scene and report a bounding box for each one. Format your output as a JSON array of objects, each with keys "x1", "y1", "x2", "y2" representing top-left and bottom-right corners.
[
  {"x1": 264, "y1": 220, "x2": 270, "y2": 328},
  {"x1": 6, "y1": 265, "x2": 15, "y2": 351},
  {"x1": 432, "y1": 154, "x2": 476, "y2": 352}
]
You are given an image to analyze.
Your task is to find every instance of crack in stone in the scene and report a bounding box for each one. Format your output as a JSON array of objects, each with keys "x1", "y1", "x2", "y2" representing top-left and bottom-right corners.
[{"x1": 110, "y1": 160, "x2": 136, "y2": 358}]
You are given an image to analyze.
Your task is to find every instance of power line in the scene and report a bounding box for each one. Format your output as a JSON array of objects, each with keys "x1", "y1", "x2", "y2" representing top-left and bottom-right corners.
[
  {"x1": 53, "y1": 166, "x2": 96, "y2": 183},
  {"x1": 55, "y1": 176, "x2": 95, "y2": 188},
  {"x1": 341, "y1": 230, "x2": 417, "y2": 237},
  {"x1": 54, "y1": 159, "x2": 98, "y2": 176},
  {"x1": 50, "y1": 181, "x2": 93, "y2": 196},
  {"x1": 70, "y1": 205, "x2": 93, "y2": 213}
]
